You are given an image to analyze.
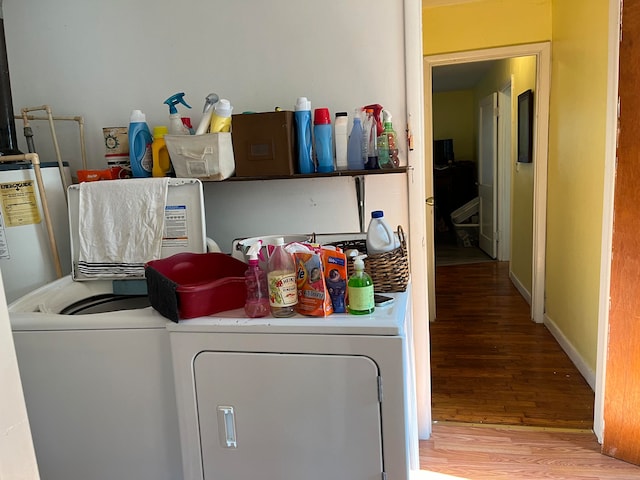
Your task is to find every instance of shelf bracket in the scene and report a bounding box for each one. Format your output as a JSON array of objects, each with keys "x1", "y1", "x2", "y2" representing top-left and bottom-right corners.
[{"x1": 355, "y1": 175, "x2": 366, "y2": 232}]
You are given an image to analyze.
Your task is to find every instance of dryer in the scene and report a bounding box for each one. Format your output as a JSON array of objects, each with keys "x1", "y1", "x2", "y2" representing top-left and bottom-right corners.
[{"x1": 168, "y1": 287, "x2": 418, "y2": 480}]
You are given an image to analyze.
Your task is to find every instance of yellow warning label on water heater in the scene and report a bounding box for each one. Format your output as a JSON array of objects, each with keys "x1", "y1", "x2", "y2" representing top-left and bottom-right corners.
[{"x1": 0, "y1": 180, "x2": 41, "y2": 227}]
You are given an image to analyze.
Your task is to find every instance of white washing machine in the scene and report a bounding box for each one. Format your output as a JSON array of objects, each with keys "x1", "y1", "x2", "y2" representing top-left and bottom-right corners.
[
  {"x1": 168, "y1": 287, "x2": 419, "y2": 480},
  {"x1": 8, "y1": 178, "x2": 208, "y2": 480}
]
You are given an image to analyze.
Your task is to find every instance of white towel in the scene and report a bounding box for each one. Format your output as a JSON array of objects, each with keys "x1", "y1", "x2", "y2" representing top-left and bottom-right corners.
[{"x1": 77, "y1": 178, "x2": 170, "y2": 279}]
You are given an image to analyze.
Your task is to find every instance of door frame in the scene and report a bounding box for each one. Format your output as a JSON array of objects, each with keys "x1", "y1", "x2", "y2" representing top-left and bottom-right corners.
[
  {"x1": 424, "y1": 42, "x2": 551, "y2": 324},
  {"x1": 498, "y1": 78, "x2": 513, "y2": 261}
]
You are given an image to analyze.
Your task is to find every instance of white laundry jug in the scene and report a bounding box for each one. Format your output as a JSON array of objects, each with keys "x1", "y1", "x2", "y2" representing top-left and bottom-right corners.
[{"x1": 366, "y1": 210, "x2": 398, "y2": 254}]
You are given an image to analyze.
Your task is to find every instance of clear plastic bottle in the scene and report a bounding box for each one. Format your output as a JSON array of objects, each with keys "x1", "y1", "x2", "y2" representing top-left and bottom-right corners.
[
  {"x1": 377, "y1": 132, "x2": 391, "y2": 168},
  {"x1": 244, "y1": 242, "x2": 270, "y2": 318},
  {"x1": 347, "y1": 254, "x2": 375, "y2": 315},
  {"x1": 267, "y1": 237, "x2": 298, "y2": 317},
  {"x1": 347, "y1": 113, "x2": 365, "y2": 170},
  {"x1": 363, "y1": 108, "x2": 379, "y2": 169},
  {"x1": 366, "y1": 210, "x2": 398, "y2": 254},
  {"x1": 383, "y1": 114, "x2": 400, "y2": 167}
]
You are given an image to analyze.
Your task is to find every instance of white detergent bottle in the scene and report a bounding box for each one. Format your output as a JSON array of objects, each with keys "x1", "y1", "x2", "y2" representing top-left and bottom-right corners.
[{"x1": 366, "y1": 210, "x2": 398, "y2": 254}]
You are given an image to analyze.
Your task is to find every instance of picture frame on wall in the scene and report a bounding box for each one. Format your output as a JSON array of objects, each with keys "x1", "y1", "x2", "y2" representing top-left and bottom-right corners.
[{"x1": 517, "y1": 89, "x2": 534, "y2": 163}]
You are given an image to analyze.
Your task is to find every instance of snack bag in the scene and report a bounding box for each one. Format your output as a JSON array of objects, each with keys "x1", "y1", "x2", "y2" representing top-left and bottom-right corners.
[
  {"x1": 322, "y1": 246, "x2": 348, "y2": 313},
  {"x1": 291, "y1": 244, "x2": 334, "y2": 317}
]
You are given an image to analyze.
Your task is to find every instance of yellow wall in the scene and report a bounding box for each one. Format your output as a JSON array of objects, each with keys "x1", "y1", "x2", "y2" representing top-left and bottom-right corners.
[
  {"x1": 423, "y1": 0, "x2": 608, "y2": 372},
  {"x1": 545, "y1": 0, "x2": 609, "y2": 369},
  {"x1": 473, "y1": 56, "x2": 537, "y2": 293},
  {"x1": 423, "y1": 0, "x2": 552, "y2": 56},
  {"x1": 432, "y1": 90, "x2": 475, "y2": 161}
]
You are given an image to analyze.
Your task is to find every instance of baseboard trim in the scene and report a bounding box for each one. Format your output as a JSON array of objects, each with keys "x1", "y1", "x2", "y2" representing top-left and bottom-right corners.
[
  {"x1": 509, "y1": 270, "x2": 532, "y2": 306},
  {"x1": 544, "y1": 313, "x2": 596, "y2": 391}
]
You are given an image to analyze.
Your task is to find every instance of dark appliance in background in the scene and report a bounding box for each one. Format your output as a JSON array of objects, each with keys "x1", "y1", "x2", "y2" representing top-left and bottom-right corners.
[
  {"x1": 0, "y1": 4, "x2": 22, "y2": 156},
  {"x1": 432, "y1": 138, "x2": 477, "y2": 241},
  {"x1": 433, "y1": 138, "x2": 454, "y2": 167}
]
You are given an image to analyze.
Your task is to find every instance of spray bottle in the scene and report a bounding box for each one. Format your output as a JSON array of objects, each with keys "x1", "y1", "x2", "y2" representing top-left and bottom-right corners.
[
  {"x1": 244, "y1": 241, "x2": 270, "y2": 318},
  {"x1": 347, "y1": 254, "x2": 375, "y2": 315},
  {"x1": 164, "y1": 92, "x2": 192, "y2": 135},
  {"x1": 382, "y1": 110, "x2": 399, "y2": 167}
]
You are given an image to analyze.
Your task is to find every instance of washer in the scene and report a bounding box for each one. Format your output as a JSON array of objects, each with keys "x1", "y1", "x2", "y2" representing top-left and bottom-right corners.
[
  {"x1": 168, "y1": 287, "x2": 418, "y2": 480},
  {"x1": 8, "y1": 178, "x2": 207, "y2": 480},
  {"x1": 9, "y1": 277, "x2": 183, "y2": 480}
]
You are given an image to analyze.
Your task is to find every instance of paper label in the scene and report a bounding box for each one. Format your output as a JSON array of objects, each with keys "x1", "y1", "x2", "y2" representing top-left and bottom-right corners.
[
  {"x1": 0, "y1": 180, "x2": 41, "y2": 227},
  {"x1": 348, "y1": 285, "x2": 374, "y2": 311},
  {"x1": 268, "y1": 271, "x2": 298, "y2": 307},
  {"x1": 162, "y1": 205, "x2": 189, "y2": 247}
]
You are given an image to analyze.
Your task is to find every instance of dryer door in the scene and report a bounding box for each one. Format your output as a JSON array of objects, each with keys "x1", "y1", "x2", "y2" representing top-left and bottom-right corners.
[{"x1": 194, "y1": 352, "x2": 383, "y2": 480}]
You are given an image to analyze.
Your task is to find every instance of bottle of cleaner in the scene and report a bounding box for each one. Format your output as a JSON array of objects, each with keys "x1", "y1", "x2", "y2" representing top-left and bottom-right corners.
[
  {"x1": 366, "y1": 210, "x2": 399, "y2": 254},
  {"x1": 363, "y1": 108, "x2": 378, "y2": 169},
  {"x1": 244, "y1": 241, "x2": 270, "y2": 318},
  {"x1": 382, "y1": 110, "x2": 400, "y2": 167},
  {"x1": 377, "y1": 131, "x2": 391, "y2": 168},
  {"x1": 347, "y1": 254, "x2": 374, "y2": 315},
  {"x1": 267, "y1": 237, "x2": 298, "y2": 317},
  {"x1": 182, "y1": 117, "x2": 195, "y2": 135},
  {"x1": 334, "y1": 111, "x2": 348, "y2": 171},
  {"x1": 294, "y1": 96, "x2": 314, "y2": 174},
  {"x1": 152, "y1": 126, "x2": 171, "y2": 177},
  {"x1": 128, "y1": 109, "x2": 153, "y2": 178},
  {"x1": 314, "y1": 107, "x2": 334, "y2": 173},
  {"x1": 347, "y1": 111, "x2": 365, "y2": 170},
  {"x1": 195, "y1": 93, "x2": 219, "y2": 135},
  {"x1": 209, "y1": 99, "x2": 233, "y2": 133},
  {"x1": 164, "y1": 92, "x2": 192, "y2": 135}
]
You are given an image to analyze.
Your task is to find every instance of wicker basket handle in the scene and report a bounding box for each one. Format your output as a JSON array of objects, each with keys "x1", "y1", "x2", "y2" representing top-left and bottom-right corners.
[{"x1": 396, "y1": 225, "x2": 407, "y2": 249}]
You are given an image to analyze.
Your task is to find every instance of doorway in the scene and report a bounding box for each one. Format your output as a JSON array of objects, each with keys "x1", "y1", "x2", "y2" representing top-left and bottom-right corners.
[
  {"x1": 424, "y1": 43, "x2": 551, "y2": 325},
  {"x1": 424, "y1": 43, "x2": 553, "y2": 427}
]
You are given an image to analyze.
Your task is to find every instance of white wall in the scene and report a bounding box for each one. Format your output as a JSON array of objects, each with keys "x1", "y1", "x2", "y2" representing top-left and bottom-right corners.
[{"x1": 3, "y1": 0, "x2": 410, "y2": 250}]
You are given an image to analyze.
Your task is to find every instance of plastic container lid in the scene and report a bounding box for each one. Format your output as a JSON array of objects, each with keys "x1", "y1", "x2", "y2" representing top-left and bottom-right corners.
[
  {"x1": 295, "y1": 97, "x2": 311, "y2": 111},
  {"x1": 314, "y1": 108, "x2": 331, "y2": 125},
  {"x1": 130, "y1": 109, "x2": 146, "y2": 122},
  {"x1": 335, "y1": 111, "x2": 348, "y2": 118},
  {"x1": 214, "y1": 99, "x2": 233, "y2": 118},
  {"x1": 371, "y1": 210, "x2": 384, "y2": 219},
  {"x1": 153, "y1": 126, "x2": 168, "y2": 138}
]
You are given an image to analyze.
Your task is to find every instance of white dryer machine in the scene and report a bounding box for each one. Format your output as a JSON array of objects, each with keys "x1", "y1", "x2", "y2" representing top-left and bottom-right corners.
[{"x1": 169, "y1": 287, "x2": 419, "y2": 480}]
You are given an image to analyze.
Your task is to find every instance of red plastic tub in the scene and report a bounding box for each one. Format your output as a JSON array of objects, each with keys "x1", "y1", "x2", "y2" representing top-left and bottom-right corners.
[{"x1": 145, "y1": 252, "x2": 247, "y2": 321}]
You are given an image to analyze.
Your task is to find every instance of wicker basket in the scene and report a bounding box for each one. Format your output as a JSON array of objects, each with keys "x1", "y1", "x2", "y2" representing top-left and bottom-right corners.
[{"x1": 327, "y1": 226, "x2": 409, "y2": 293}]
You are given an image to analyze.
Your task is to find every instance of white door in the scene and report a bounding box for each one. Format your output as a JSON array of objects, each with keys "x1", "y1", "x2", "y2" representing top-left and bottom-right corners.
[
  {"x1": 194, "y1": 352, "x2": 384, "y2": 480},
  {"x1": 478, "y1": 93, "x2": 498, "y2": 258}
]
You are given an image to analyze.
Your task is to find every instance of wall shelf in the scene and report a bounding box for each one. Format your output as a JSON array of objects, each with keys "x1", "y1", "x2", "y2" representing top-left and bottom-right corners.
[{"x1": 223, "y1": 166, "x2": 407, "y2": 182}]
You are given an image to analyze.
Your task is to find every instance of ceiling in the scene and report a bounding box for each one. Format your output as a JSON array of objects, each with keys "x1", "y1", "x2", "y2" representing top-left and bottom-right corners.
[{"x1": 431, "y1": 61, "x2": 500, "y2": 93}]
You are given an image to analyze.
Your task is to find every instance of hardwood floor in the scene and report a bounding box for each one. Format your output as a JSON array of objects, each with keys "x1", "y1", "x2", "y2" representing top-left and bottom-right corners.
[
  {"x1": 418, "y1": 423, "x2": 640, "y2": 479},
  {"x1": 430, "y1": 261, "x2": 594, "y2": 429},
  {"x1": 418, "y1": 261, "x2": 640, "y2": 478}
]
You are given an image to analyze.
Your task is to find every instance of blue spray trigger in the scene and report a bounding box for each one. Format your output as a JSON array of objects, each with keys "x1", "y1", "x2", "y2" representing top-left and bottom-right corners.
[{"x1": 163, "y1": 92, "x2": 192, "y2": 114}]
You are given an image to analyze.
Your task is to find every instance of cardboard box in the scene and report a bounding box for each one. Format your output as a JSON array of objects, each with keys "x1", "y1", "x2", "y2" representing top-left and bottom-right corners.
[{"x1": 232, "y1": 111, "x2": 295, "y2": 177}]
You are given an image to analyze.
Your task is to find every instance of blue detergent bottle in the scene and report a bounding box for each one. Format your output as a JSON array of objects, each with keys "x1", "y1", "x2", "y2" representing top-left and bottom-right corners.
[
  {"x1": 294, "y1": 97, "x2": 314, "y2": 174},
  {"x1": 128, "y1": 109, "x2": 153, "y2": 178}
]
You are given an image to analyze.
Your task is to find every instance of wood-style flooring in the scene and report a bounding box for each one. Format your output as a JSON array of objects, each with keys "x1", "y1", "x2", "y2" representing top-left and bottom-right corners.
[
  {"x1": 418, "y1": 423, "x2": 640, "y2": 479},
  {"x1": 418, "y1": 259, "x2": 640, "y2": 478},
  {"x1": 430, "y1": 260, "x2": 594, "y2": 429}
]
